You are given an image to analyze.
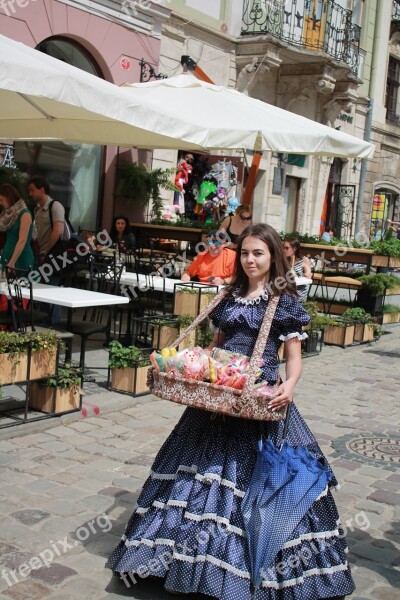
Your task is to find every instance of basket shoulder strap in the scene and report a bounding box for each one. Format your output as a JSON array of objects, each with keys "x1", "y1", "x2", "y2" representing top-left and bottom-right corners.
[
  {"x1": 241, "y1": 295, "x2": 280, "y2": 398},
  {"x1": 171, "y1": 289, "x2": 228, "y2": 349}
]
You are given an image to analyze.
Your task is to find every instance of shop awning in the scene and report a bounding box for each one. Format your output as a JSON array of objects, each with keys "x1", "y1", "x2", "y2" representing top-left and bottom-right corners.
[{"x1": 0, "y1": 35, "x2": 374, "y2": 159}]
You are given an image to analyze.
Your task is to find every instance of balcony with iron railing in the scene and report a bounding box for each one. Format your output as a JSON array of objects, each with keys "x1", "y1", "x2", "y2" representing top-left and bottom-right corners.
[{"x1": 241, "y1": 0, "x2": 361, "y2": 76}]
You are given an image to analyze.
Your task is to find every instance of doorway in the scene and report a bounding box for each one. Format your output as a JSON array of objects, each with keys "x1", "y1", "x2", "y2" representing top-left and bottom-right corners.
[{"x1": 282, "y1": 176, "x2": 301, "y2": 232}]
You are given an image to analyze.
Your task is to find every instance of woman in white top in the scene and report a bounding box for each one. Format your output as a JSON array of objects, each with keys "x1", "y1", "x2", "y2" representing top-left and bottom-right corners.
[{"x1": 283, "y1": 237, "x2": 312, "y2": 302}]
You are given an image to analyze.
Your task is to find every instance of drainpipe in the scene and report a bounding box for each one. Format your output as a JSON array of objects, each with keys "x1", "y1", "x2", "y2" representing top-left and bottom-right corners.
[
  {"x1": 355, "y1": 0, "x2": 387, "y2": 234},
  {"x1": 354, "y1": 98, "x2": 373, "y2": 234}
]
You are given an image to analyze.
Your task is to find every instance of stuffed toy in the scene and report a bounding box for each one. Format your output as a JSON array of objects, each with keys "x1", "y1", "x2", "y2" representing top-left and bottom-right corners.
[
  {"x1": 227, "y1": 195, "x2": 241, "y2": 215},
  {"x1": 181, "y1": 348, "x2": 208, "y2": 380},
  {"x1": 213, "y1": 187, "x2": 228, "y2": 222}
]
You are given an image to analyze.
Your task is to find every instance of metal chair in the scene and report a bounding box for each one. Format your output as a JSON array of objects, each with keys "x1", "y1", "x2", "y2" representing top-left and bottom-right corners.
[
  {"x1": 5, "y1": 266, "x2": 75, "y2": 358},
  {"x1": 5, "y1": 266, "x2": 50, "y2": 332},
  {"x1": 63, "y1": 258, "x2": 123, "y2": 374}
]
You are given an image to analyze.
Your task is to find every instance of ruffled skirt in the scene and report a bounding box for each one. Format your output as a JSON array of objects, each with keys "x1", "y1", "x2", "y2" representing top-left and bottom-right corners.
[{"x1": 108, "y1": 405, "x2": 355, "y2": 599}]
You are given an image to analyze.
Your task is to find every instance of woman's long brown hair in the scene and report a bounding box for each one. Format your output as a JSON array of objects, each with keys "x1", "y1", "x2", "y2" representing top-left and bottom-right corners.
[{"x1": 228, "y1": 223, "x2": 297, "y2": 297}]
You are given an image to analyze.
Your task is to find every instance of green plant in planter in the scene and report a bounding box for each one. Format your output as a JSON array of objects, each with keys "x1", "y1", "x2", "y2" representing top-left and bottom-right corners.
[
  {"x1": 115, "y1": 162, "x2": 178, "y2": 221},
  {"x1": 42, "y1": 363, "x2": 82, "y2": 390},
  {"x1": 303, "y1": 301, "x2": 334, "y2": 332},
  {"x1": 383, "y1": 303, "x2": 400, "y2": 314},
  {"x1": 357, "y1": 273, "x2": 399, "y2": 297},
  {"x1": 342, "y1": 307, "x2": 374, "y2": 324},
  {"x1": 370, "y1": 238, "x2": 400, "y2": 258},
  {"x1": 26, "y1": 331, "x2": 60, "y2": 352},
  {"x1": 108, "y1": 341, "x2": 151, "y2": 369},
  {"x1": 0, "y1": 331, "x2": 30, "y2": 357}
]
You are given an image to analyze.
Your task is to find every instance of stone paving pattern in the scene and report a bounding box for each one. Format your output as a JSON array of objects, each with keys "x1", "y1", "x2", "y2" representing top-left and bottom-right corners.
[{"x1": 0, "y1": 327, "x2": 399, "y2": 600}]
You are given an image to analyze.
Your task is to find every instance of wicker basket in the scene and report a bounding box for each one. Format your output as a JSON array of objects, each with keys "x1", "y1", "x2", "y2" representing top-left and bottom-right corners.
[{"x1": 149, "y1": 292, "x2": 286, "y2": 422}]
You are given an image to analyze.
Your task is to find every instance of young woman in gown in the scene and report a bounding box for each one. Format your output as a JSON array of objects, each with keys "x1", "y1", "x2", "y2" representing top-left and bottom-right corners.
[{"x1": 108, "y1": 223, "x2": 354, "y2": 600}]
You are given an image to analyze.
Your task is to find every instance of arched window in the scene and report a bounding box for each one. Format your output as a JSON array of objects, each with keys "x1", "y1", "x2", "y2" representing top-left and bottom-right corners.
[{"x1": 14, "y1": 38, "x2": 104, "y2": 231}]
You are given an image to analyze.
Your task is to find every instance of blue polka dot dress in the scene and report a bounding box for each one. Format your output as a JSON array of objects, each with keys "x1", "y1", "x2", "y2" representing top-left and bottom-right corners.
[{"x1": 108, "y1": 292, "x2": 355, "y2": 599}]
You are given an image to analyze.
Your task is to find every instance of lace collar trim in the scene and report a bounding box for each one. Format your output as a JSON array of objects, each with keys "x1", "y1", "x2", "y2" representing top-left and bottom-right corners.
[{"x1": 232, "y1": 287, "x2": 269, "y2": 306}]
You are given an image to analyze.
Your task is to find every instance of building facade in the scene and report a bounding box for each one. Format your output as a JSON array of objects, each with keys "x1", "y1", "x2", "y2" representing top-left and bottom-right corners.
[
  {"x1": 0, "y1": 0, "x2": 169, "y2": 230},
  {"x1": 1, "y1": 0, "x2": 399, "y2": 239}
]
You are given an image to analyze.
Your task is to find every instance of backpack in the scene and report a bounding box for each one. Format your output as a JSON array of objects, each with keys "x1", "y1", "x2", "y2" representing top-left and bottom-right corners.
[{"x1": 47, "y1": 200, "x2": 89, "y2": 269}]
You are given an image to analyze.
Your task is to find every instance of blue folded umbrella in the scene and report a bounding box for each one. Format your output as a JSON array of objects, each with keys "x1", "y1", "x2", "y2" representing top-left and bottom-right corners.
[{"x1": 241, "y1": 406, "x2": 330, "y2": 588}]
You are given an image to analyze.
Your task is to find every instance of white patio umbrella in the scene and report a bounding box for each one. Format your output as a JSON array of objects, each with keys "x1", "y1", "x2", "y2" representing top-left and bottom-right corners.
[{"x1": 0, "y1": 34, "x2": 374, "y2": 158}]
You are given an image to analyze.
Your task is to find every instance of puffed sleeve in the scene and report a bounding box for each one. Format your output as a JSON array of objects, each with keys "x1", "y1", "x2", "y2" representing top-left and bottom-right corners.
[
  {"x1": 210, "y1": 297, "x2": 229, "y2": 331},
  {"x1": 277, "y1": 294, "x2": 310, "y2": 342}
]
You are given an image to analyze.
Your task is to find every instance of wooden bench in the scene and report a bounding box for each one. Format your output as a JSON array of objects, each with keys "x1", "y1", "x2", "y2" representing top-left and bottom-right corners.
[{"x1": 301, "y1": 243, "x2": 374, "y2": 274}]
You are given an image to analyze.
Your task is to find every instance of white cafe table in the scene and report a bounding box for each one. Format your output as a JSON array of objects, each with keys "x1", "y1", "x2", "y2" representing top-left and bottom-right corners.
[
  {"x1": 0, "y1": 282, "x2": 128, "y2": 328},
  {"x1": 119, "y1": 272, "x2": 312, "y2": 294}
]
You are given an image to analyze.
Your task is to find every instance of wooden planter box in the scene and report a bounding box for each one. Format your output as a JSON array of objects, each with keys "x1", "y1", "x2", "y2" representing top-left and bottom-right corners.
[
  {"x1": 29, "y1": 348, "x2": 57, "y2": 380},
  {"x1": 382, "y1": 312, "x2": 400, "y2": 324},
  {"x1": 152, "y1": 324, "x2": 179, "y2": 349},
  {"x1": 372, "y1": 255, "x2": 400, "y2": 268},
  {"x1": 28, "y1": 383, "x2": 80, "y2": 413},
  {"x1": 173, "y1": 284, "x2": 218, "y2": 318},
  {"x1": 151, "y1": 324, "x2": 196, "y2": 351},
  {"x1": 354, "y1": 323, "x2": 374, "y2": 343},
  {"x1": 384, "y1": 285, "x2": 400, "y2": 296},
  {"x1": 324, "y1": 325, "x2": 355, "y2": 347},
  {"x1": 0, "y1": 352, "x2": 28, "y2": 385},
  {"x1": 111, "y1": 365, "x2": 151, "y2": 396},
  {"x1": 316, "y1": 301, "x2": 348, "y2": 315}
]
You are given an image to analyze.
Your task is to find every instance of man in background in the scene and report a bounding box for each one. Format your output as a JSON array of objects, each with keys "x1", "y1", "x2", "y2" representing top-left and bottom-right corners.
[
  {"x1": 29, "y1": 176, "x2": 66, "y2": 322},
  {"x1": 181, "y1": 230, "x2": 235, "y2": 286}
]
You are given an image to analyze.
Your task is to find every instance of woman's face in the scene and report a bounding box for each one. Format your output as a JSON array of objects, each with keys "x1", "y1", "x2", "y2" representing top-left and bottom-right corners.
[
  {"x1": 283, "y1": 242, "x2": 295, "y2": 258},
  {"x1": 238, "y1": 211, "x2": 252, "y2": 224},
  {"x1": 240, "y1": 236, "x2": 272, "y2": 283},
  {"x1": 0, "y1": 194, "x2": 10, "y2": 209},
  {"x1": 115, "y1": 219, "x2": 127, "y2": 233}
]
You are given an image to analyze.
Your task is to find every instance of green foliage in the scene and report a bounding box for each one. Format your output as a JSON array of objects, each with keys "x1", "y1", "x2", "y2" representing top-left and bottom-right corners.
[
  {"x1": 280, "y1": 231, "x2": 322, "y2": 244},
  {"x1": 177, "y1": 313, "x2": 193, "y2": 330},
  {"x1": 175, "y1": 285, "x2": 218, "y2": 295},
  {"x1": 108, "y1": 340, "x2": 150, "y2": 369},
  {"x1": 303, "y1": 301, "x2": 334, "y2": 332},
  {"x1": 0, "y1": 331, "x2": 30, "y2": 355},
  {"x1": 115, "y1": 162, "x2": 178, "y2": 221},
  {"x1": 370, "y1": 238, "x2": 400, "y2": 257},
  {"x1": 44, "y1": 363, "x2": 82, "y2": 389},
  {"x1": 0, "y1": 164, "x2": 28, "y2": 201},
  {"x1": 358, "y1": 273, "x2": 399, "y2": 297},
  {"x1": 195, "y1": 319, "x2": 213, "y2": 348},
  {"x1": 342, "y1": 307, "x2": 374, "y2": 324},
  {"x1": 26, "y1": 331, "x2": 60, "y2": 352},
  {"x1": 383, "y1": 304, "x2": 400, "y2": 314}
]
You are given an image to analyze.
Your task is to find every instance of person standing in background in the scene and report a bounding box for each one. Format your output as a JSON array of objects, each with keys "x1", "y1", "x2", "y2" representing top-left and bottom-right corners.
[
  {"x1": 218, "y1": 204, "x2": 252, "y2": 249},
  {"x1": 29, "y1": 176, "x2": 65, "y2": 260},
  {"x1": 283, "y1": 237, "x2": 312, "y2": 302},
  {"x1": 29, "y1": 176, "x2": 66, "y2": 323},
  {"x1": 0, "y1": 183, "x2": 34, "y2": 273}
]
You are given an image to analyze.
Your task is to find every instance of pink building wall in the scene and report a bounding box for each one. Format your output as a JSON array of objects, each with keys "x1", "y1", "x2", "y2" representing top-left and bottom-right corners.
[{"x1": 0, "y1": 0, "x2": 161, "y2": 228}]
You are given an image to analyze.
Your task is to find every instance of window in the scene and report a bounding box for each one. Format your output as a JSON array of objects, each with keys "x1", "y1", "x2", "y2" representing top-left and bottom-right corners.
[
  {"x1": 14, "y1": 38, "x2": 104, "y2": 231},
  {"x1": 386, "y1": 55, "x2": 400, "y2": 123}
]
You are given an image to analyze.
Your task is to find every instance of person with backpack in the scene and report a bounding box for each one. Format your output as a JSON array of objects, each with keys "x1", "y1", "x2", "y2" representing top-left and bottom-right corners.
[{"x1": 29, "y1": 176, "x2": 71, "y2": 323}]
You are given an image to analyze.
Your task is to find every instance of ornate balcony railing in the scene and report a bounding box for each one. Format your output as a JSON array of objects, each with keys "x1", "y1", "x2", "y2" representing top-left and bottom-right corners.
[
  {"x1": 393, "y1": 0, "x2": 400, "y2": 21},
  {"x1": 241, "y1": 0, "x2": 360, "y2": 75}
]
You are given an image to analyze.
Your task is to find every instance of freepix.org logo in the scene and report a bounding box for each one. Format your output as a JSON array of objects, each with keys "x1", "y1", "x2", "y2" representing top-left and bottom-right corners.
[{"x1": 0, "y1": 0, "x2": 39, "y2": 17}]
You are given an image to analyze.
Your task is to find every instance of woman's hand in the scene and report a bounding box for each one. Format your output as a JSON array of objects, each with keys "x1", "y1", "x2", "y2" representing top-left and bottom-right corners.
[{"x1": 267, "y1": 381, "x2": 295, "y2": 412}]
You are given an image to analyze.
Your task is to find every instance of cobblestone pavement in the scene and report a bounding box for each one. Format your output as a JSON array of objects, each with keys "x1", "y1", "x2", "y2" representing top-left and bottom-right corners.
[{"x1": 0, "y1": 327, "x2": 399, "y2": 600}]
